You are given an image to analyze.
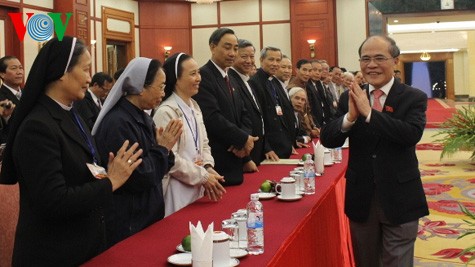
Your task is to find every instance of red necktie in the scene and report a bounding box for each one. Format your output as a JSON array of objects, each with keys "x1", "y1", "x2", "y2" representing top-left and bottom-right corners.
[
  {"x1": 372, "y1": 89, "x2": 384, "y2": 112},
  {"x1": 224, "y1": 75, "x2": 233, "y2": 98}
]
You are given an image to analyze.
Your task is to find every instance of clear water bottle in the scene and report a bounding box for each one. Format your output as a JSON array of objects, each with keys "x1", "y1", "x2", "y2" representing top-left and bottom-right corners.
[
  {"x1": 303, "y1": 154, "x2": 316, "y2": 194},
  {"x1": 247, "y1": 193, "x2": 264, "y2": 255},
  {"x1": 331, "y1": 147, "x2": 342, "y2": 163}
]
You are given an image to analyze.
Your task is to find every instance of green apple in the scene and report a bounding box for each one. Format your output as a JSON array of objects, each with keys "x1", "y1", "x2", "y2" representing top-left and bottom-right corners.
[
  {"x1": 302, "y1": 153, "x2": 311, "y2": 161},
  {"x1": 182, "y1": 234, "x2": 191, "y2": 252},
  {"x1": 260, "y1": 180, "x2": 272, "y2": 192}
]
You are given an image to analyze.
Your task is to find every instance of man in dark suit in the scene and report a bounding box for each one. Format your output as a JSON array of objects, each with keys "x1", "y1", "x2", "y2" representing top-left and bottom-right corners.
[
  {"x1": 0, "y1": 56, "x2": 23, "y2": 106},
  {"x1": 192, "y1": 28, "x2": 258, "y2": 186},
  {"x1": 0, "y1": 56, "x2": 22, "y2": 142},
  {"x1": 249, "y1": 47, "x2": 296, "y2": 160},
  {"x1": 306, "y1": 60, "x2": 327, "y2": 128},
  {"x1": 75, "y1": 72, "x2": 113, "y2": 130},
  {"x1": 320, "y1": 36, "x2": 429, "y2": 267},
  {"x1": 229, "y1": 39, "x2": 264, "y2": 171}
]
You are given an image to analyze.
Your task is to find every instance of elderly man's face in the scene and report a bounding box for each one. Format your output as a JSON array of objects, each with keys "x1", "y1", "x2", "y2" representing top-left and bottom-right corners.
[{"x1": 0, "y1": 58, "x2": 23, "y2": 88}]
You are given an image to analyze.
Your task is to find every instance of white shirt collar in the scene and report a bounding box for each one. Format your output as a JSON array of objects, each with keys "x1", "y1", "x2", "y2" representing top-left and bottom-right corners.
[
  {"x1": 230, "y1": 67, "x2": 249, "y2": 82},
  {"x1": 211, "y1": 60, "x2": 227, "y2": 78},
  {"x1": 275, "y1": 77, "x2": 288, "y2": 89},
  {"x1": 3, "y1": 83, "x2": 21, "y2": 96},
  {"x1": 50, "y1": 96, "x2": 72, "y2": 111},
  {"x1": 369, "y1": 77, "x2": 394, "y2": 96},
  {"x1": 88, "y1": 88, "x2": 101, "y2": 106}
]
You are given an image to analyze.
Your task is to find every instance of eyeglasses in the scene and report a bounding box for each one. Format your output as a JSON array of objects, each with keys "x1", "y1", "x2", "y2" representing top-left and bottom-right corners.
[
  {"x1": 147, "y1": 83, "x2": 166, "y2": 91},
  {"x1": 359, "y1": 56, "x2": 393, "y2": 65}
]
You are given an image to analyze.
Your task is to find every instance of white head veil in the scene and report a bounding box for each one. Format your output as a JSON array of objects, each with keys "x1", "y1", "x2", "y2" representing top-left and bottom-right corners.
[{"x1": 92, "y1": 57, "x2": 152, "y2": 135}]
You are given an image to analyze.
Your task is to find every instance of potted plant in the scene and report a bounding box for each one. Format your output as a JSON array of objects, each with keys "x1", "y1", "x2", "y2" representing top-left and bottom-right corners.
[
  {"x1": 433, "y1": 106, "x2": 475, "y2": 160},
  {"x1": 458, "y1": 203, "x2": 475, "y2": 264}
]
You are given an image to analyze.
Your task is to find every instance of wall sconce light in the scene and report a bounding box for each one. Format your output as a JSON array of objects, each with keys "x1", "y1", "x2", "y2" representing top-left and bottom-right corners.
[
  {"x1": 420, "y1": 51, "x2": 431, "y2": 61},
  {"x1": 164, "y1": 46, "x2": 172, "y2": 60},
  {"x1": 307, "y1": 39, "x2": 316, "y2": 58}
]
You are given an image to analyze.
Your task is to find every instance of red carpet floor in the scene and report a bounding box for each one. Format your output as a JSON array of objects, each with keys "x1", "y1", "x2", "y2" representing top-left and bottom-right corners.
[{"x1": 426, "y1": 99, "x2": 457, "y2": 128}]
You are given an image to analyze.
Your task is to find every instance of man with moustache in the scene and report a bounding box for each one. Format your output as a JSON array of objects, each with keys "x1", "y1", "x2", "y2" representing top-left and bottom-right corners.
[
  {"x1": 228, "y1": 39, "x2": 265, "y2": 171},
  {"x1": 249, "y1": 47, "x2": 296, "y2": 160},
  {"x1": 193, "y1": 28, "x2": 258, "y2": 185}
]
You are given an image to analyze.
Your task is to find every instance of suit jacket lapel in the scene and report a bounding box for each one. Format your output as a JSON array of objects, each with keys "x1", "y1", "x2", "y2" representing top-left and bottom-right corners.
[
  {"x1": 0, "y1": 85, "x2": 20, "y2": 105},
  {"x1": 85, "y1": 91, "x2": 100, "y2": 113},
  {"x1": 236, "y1": 75, "x2": 261, "y2": 114},
  {"x1": 40, "y1": 96, "x2": 92, "y2": 154},
  {"x1": 382, "y1": 81, "x2": 403, "y2": 114},
  {"x1": 207, "y1": 61, "x2": 239, "y2": 123}
]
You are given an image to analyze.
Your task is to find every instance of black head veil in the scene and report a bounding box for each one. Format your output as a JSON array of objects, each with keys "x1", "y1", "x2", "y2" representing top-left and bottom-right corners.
[{"x1": 0, "y1": 36, "x2": 77, "y2": 184}]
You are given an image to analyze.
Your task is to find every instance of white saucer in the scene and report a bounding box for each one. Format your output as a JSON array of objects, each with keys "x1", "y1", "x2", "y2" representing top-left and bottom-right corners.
[
  {"x1": 324, "y1": 162, "x2": 334, "y2": 166},
  {"x1": 168, "y1": 254, "x2": 239, "y2": 266},
  {"x1": 167, "y1": 253, "x2": 192, "y2": 266},
  {"x1": 230, "y1": 258, "x2": 240, "y2": 266},
  {"x1": 176, "y1": 244, "x2": 190, "y2": 253},
  {"x1": 230, "y1": 248, "x2": 248, "y2": 258},
  {"x1": 258, "y1": 192, "x2": 276, "y2": 200},
  {"x1": 277, "y1": 195, "x2": 303, "y2": 201}
]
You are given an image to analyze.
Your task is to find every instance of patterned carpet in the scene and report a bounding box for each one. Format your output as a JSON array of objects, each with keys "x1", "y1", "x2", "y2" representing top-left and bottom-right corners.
[{"x1": 415, "y1": 129, "x2": 475, "y2": 266}]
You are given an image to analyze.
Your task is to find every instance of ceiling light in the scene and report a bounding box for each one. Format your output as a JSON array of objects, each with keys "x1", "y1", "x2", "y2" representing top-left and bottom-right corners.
[
  {"x1": 388, "y1": 21, "x2": 475, "y2": 33},
  {"x1": 400, "y1": 48, "x2": 460, "y2": 54},
  {"x1": 187, "y1": 0, "x2": 221, "y2": 3},
  {"x1": 420, "y1": 52, "x2": 431, "y2": 61}
]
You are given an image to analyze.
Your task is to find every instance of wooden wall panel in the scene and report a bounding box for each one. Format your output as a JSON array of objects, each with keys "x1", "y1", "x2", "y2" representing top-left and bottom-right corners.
[
  {"x1": 54, "y1": 0, "x2": 90, "y2": 45},
  {"x1": 290, "y1": 0, "x2": 337, "y2": 66},
  {"x1": 139, "y1": 1, "x2": 191, "y2": 62},
  {"x1": 139, "y1": 28, "x2": 190, "y2": 60}
]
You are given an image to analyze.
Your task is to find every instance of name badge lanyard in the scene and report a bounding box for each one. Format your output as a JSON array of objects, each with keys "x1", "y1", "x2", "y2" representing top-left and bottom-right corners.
[
  {"x1": 71, "y1": 108, "x2": 99, "y2": 165},
  {"x1": 177, "y1": 102, "x2": 200, "y2": 155},
  {"x1": 268, "y1": 79, "x2": 283, "y2": 116}
]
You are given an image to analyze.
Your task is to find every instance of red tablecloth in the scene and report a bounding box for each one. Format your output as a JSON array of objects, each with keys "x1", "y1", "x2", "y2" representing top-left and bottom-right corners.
[{"x1": 83, "y1": 147, "x2": 354, "y2": 267}]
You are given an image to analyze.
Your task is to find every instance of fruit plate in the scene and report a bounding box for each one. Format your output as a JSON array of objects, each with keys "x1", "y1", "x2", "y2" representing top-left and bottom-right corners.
[
  {"x1": 277, "y1": 195, "x2": 303, "y2": 201},
  {"x1": 167, "y1": 253, "x2": 192, "y2": 266},
  {"x1": 230, "y1": 248, "x2": 248, "y2": 258},
  {"x1": 258, "y1": 192, "x2": 276, "y2": 200},
  {"x1": 176, "y1": 244, "x2": 191, "y2": 253}
]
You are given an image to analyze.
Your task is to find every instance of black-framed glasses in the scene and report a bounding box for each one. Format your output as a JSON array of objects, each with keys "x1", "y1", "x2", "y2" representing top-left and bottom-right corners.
[{"x1": 359, "y1": 56, "x2": 393, "y2": 65}]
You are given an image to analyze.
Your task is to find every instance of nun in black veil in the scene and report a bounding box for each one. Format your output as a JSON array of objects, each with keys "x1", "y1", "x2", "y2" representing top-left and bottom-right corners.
[{"x1": 0, "y1": 36, "x2": 143, "y2": 266}]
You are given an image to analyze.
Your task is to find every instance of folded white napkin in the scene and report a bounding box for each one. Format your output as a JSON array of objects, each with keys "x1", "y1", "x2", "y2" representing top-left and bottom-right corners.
[
  {"x1": 313, "y1": 141, "x2": 325, "y2": 175},
  {"x1": 189, "y1": 221, "x2": 213, "y2": 267}
]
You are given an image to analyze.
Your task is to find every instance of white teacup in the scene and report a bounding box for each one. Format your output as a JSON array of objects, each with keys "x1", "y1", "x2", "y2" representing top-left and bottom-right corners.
[
  {"x1": 323, "y1": 149, "x2": 333, "y2": 165},
  {"x1": 212, "y1": 231, "x2": 230, "y2": 267},
  {"x1": 275, "y1": 177, "x2": 296, "y2": 199}
]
